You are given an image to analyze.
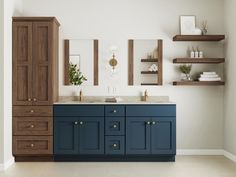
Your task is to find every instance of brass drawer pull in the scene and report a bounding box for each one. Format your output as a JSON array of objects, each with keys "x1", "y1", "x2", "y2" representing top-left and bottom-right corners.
[
  {"x1": 30, "y1": 124, "x2": 35, "y2": 128},
  {"x1": 28, "y1": 98, "x2": 32, "y2": 101},
  {"x1": 30, "y1": 110, "x2": 34, "y2": 113},
  {"x1": 30, "y1": 143, "x2": 35, "y2": 148},
  {"x1": 33, "y1": 98, "x2": 37, "y2": 102}
]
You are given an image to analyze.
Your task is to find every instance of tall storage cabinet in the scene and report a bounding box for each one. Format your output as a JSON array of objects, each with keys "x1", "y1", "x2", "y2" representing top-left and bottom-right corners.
[{"x1": 12, "y1": 17, "x2": 60, "y2": 161}]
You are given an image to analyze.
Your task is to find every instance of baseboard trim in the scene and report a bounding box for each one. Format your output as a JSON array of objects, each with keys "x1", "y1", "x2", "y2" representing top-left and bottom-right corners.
[
  {"x1": 223, "y1": 150, "x2": 236, "y2": 162},
  {"x1": 0, "y1": 158, "x2": 14, "y2": 171},
  {"x1": 177, "y1": 149, "x2": 224, "y2": 155}
]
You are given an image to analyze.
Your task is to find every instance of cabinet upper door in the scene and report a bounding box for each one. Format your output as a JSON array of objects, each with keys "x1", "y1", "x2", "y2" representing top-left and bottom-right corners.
[
  {"x1": 151, "y1": 118, "x2": 176, "y2": 155},
  {"x1": 79, "y1": 117, "x2": 104, "y2": 155},
  {"x1": 126, "y1": 117, "x2": 151, "y2": 154},
  {"x1": 54, "y1": 117, "x2": 79, "y2": 154},
  {"x1": 13, "y1": 22, "x2": 33, "y2": 106},
  {"x1": 32, "y1": 22, "x2": 53, "y2": 105}
]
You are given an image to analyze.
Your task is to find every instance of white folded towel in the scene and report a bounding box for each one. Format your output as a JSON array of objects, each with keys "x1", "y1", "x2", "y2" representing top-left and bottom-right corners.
[
  {"x1": 200, "y1": 74, "x2": 219, "y2": 78},
  {"x1": 199, "y1": 77, "x2": 221, "y2": 81},
  {"x1": 203, "y1": 72, "x2": 217, "y2": 75}
]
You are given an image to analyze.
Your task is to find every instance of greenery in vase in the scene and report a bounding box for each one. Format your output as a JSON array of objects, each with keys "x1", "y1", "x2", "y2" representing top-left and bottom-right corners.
[
  {"x1": 69, "y1": 63, "x2": 87, "y2": 86},
  {"x1": 179, "y1": 64, "x2": 192, "y2": 75}
]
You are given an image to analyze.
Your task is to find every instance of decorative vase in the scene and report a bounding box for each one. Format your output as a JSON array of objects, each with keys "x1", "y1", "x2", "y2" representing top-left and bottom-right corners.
[{"x1": 181, "y1": 73, "x2": 193, "y2": 81}]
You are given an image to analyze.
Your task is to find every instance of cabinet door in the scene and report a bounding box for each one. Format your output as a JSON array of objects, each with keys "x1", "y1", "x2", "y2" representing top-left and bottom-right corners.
[
  {"x1": 79, "y1": 117, "x2": 104, "y2": 154},
  {"x1": 32, "y1": 22, "x2": 52, "y2": 105},
  {"x1": 126, "y1": 117, "x2": 151, "y2": 154},
  {"x1": 13, "y1": 22, "x2": 33, "y2": 106},
  {"x1": 151, "y1": 118, "x2": 176, "y2": 155},
  {"x1": 54, "y1": 117, "x2": 79, "y2": 154}
]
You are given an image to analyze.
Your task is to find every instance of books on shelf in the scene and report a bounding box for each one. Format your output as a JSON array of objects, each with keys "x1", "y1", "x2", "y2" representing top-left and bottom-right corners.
[{"x1": 199, "y1": 72, "x2": 221, "y2": 81}]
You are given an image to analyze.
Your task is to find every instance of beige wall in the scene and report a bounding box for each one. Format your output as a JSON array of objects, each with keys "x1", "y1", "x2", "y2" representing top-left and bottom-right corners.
[
  {"x1": 224, "y1": 0, "x2": 236, "y2": 155},
  {"x1": 21, "y1": 0, "x2": 225, "y2": 150}
]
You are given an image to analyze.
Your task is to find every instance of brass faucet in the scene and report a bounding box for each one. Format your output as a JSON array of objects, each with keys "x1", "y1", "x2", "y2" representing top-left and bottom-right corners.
[
  {"x1": 79, "y1": 90, "x2": 83, "y2": 102},
  {"x1": 143, "y1": 89, "x2": 148, "y2": 102}
]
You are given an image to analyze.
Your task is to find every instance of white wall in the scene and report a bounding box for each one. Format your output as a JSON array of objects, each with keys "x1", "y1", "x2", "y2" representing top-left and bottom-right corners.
[
  {"x1": 21, "y1": 0, "x2": 225, "y2": 150},
  {"x1": 0, "y1": 0, "x2": 23, "y2": 168},
  {"x1": 224, "y1": 0, "x2": 236, "y2": 155}
]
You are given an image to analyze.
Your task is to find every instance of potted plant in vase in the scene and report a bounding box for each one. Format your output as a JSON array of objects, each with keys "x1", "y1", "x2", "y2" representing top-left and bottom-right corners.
[
  {"x1": 69, "y1": 63, "x2": 87, "y2": 100},
  {"x1": 179, "y1": 64, "x2": 193, "y2": 81}
]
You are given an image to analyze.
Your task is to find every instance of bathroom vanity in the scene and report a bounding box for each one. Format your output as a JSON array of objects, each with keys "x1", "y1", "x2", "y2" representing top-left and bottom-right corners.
[{"x1": 53, "y1": 102, "x2": 176, "y2": 161}]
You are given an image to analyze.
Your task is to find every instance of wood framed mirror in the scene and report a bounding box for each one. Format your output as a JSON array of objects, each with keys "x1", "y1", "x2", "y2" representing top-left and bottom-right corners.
[
  {"x1": 64, "y1": 39, "x2": 99, "y2": 86},
  {"x1": 128, "y1": 39, "x2": 163, "y2": 86}
]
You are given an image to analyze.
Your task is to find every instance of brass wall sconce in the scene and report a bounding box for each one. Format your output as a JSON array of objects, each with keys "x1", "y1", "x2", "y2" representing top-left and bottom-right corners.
[{"x1": 109, "y1": 53, "x2": 118, "y2": 70}]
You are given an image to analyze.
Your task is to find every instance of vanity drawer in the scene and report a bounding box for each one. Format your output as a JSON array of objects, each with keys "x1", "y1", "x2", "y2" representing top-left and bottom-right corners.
[
  {"x1": 13, "y1": 136, "x2": 53, "y2": 155},
  {"x1": 105, "y1": 136, "x2": 125, "y2": 155},
  {"x1": 126, "y1": 105, "x2": 176, "y2": 117},
  {"x1": 13, "y1": 117, "x2": 52, "y2": 135},
  {"x1": 13, "y1": 106, "x2": 53, "y2": 117},
  {"x1": 105, "y1": 117, "x2": 125, "y2": 135},
  {"x1": 54, "y1": 105, "x2": 104, "y2": 117},
  {"x1": 105, "y1": 106, "x2": 125, "y2": 117}
]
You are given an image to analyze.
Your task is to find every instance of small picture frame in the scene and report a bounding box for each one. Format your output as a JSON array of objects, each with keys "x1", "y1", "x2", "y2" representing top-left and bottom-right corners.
[{"x1": 180, "y1": 15, "x2": 196, "y2": 35}]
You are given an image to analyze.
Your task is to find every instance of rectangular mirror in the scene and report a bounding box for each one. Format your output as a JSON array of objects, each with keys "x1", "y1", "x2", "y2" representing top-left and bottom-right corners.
[
  {"x1": 128, "y1": 39, "x2": 163, "y2": 86},
  {"x1": 64, "y1": 39, "x2": 98, "y2": 86}
]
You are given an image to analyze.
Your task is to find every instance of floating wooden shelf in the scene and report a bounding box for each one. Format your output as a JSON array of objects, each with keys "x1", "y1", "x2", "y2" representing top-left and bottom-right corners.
[
  {"x1": 173, "y1": 58, "x2": 225, "y2": 64},
  {"x1": 173, "y1": 81, "x2": 225, "y2": 86},
  {"x1": 173, "y1": 35, "x2": 225, "y2": 41},
  {"x1": 141, "y1": 71, "x2": 158, "y2": 74},
  {"x1": 141, "y1": 83, "x2": 159, "y2": 86},
  {"x1": 141, "y1": 59, "x2": 158, "y2": 62}
]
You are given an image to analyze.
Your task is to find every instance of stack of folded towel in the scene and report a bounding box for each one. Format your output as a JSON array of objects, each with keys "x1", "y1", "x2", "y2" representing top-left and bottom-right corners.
[
  {"x1": 148, "y1": 64, "x2": 158, "y2": 72},
  {"x1": 199, "y1": 72, "x2": 221, "y2": 81}
]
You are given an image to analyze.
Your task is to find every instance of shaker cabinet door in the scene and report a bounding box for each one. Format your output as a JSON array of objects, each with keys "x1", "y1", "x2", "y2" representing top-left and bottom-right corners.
[
  {"x1": 32, "y1": 22, "x2": 53, "y2": 105},
  {"x1": 13, "y1": 22, "x2": 33, "y2": 106},
  {"x1": 126, "y1": 117, "x2": 151, "y2": 154},
  {"x1": 151, "y1": 118, "x2": 176, "y2": 155},
  {"x1": 79, "y1": 117, "x2": 104, "y2": 155},
  {"x1": 54, "y1": 117, "x2": 79, "y2": 154}
]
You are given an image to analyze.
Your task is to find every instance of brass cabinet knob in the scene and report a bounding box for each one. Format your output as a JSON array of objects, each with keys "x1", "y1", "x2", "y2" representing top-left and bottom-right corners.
[
  {"x1": 33, "y1": 98, "x2": 37, "y2": 102},
  {"x1": 74, "y1": 122, "x2": 78, "y2": 125},
  {"x1": 113, "y1": 125, "x2": 117, "y2": 128},
  {"x1": 28, "y1": 98, "x2": 32, "y2": 101},
  {"x1": 80, "y1": 121, "x2": 83, "y2": 125},
  {"x1": 30, "y1": 110, "x2": 34, "y2": 113},
  {"x1": 113, "y1": 110, "x2": 117, "y2": 113},
  {"x1": 30, "y1": 124, "x2": 35, "y2": 128},
  {"x1": 146, "y1": 121, "x2": 151, "y2": 125},
  {"x1": 30, "y1": 144, "x2": 34, "y2": 147},
  {"x1": 113, "y1": 143, "x2": 117, "y2": 147}
]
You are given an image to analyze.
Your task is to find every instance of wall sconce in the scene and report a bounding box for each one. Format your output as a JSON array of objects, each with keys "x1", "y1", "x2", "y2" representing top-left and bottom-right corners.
[{"x1": 109, "y1": 46, "x2": 118, "y2": 71}]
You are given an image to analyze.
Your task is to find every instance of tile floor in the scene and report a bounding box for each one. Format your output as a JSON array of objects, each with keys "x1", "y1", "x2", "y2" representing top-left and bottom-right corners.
[{"x1": 0, "y1": 156, "x2": 236, "y2": 177}]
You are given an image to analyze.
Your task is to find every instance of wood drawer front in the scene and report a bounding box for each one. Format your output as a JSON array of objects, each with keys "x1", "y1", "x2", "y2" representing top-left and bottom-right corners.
[
  {"x1": 13, "y1": 136, "x2": 52, "y2": 155},
  {"x1": 54, "y1": 105, "x2": 104, "y2": 117},
  {"x1": 105, "y1": 106, "x2": 125, "y2": 117},
  {"x1": 126, "y1": 105, "x2": 176, "y2": 117},
  {"x1": 13, "y1": 106, "x2": 52, "y2": 117},
  {"x1": 13, "y1": 117, "x2": 52, "y2": 135}
]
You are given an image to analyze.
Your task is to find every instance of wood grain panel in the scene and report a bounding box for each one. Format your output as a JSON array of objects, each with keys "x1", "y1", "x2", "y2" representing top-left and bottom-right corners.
[
  {"x1": 13, "y1": 22, "x2": 33, "y2": 105},
  {"x1": 94, "y1": 40, "x2": 99, "y2": 85},
  {"x1": 13, "y1": 106, "x2": 53, "y2": 117},
  {"x1": 13, "y1": 117, "x2": 52, "y2": 135},
  {"x1": 128, "y1": 40, "x2": 134, "y2": 85},
  {"x1": 13, "y1": 136, "x2": 53, "y2": 155},
  {"x1": 64, "y1": 40, "x2": 70, "y2": 85},
  {"x1": 157, "y1": 40, "x2": 163, "y2": 85}
]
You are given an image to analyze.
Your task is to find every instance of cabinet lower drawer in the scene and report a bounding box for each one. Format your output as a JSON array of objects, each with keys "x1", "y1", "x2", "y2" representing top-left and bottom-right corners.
[
  {"x1": 13, "y1": 117, "x2": 52, "y2": 135},
  {"x1": 105, "y1": 136, "x2": 125, "y2": 155},
  {"x1": 13, "y1": 106, "x2": 53, "y2": 117},
  {"x1": 13, "y1": 136, "x2": 53, "y2": 155}
]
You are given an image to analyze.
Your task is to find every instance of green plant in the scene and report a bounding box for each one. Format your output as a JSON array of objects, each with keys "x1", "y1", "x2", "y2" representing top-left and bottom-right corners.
[
  {"x1": 69, "y1": 63, "x2": 87, "y2": 86},
  {"x1": 179, "y1": 64, "x2": 192, "y2": 74}
]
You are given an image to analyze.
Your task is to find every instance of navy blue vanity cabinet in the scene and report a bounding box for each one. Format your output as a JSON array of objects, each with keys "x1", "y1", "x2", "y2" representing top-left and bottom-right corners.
[
  {"x1": 79, "y1": 117, "x2": 104, "y2": 154},
  {"x1": 126, "y1": 105, "x2": 176, "y2": 156},
  {"x1": 54, "y1": 117, "x2": 79, "y2": 154}
]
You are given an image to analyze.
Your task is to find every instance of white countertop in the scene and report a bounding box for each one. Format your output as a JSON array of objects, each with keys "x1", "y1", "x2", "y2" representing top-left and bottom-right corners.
[{"x1": 54, "y1": 101, "x2": 175, "y2": 105}]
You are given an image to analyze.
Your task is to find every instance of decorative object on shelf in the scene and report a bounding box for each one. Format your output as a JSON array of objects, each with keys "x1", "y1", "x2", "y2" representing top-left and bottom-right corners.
[
  {"x1": 69, "y1": 63, "x2": 87, "y2": 86},
  {"x1": 180, "y1": 15, "x2": 196, "y2": 35},
  {"x1": 194, "y1": 47, "x2": 199, "y2": 58},
  {"x1": 198, "y1": 72, "x2": 221, "y2": 81},
  {"x1": 179, "y1": 64, "x2": 192, "y2": 81},
  {"x1": 148, "y1": 64, "x2": 158, "y2": 72},
  {"x1": 194, "y1": 28, "x2": 202, "y2": 35},
  {"x1": 147, "y1": 53, "x2": 153, "y2": 59},
  {"x1": 190, "y1": 47, "x2": 195, "y2": 58},
  {"x1": 201, "y1": 20, "x2": 208, "y2": 35}
]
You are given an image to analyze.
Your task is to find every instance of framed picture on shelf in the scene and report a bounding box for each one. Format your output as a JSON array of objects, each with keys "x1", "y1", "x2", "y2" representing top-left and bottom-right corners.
[{"x1": 180, "y1": 15, "x2": 196, "y2": 35}]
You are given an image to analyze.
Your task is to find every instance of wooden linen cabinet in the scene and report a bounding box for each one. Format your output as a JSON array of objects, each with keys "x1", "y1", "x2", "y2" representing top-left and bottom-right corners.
[{"x1": 12, "y1": 17, "x2": 60, "y2": 161}]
